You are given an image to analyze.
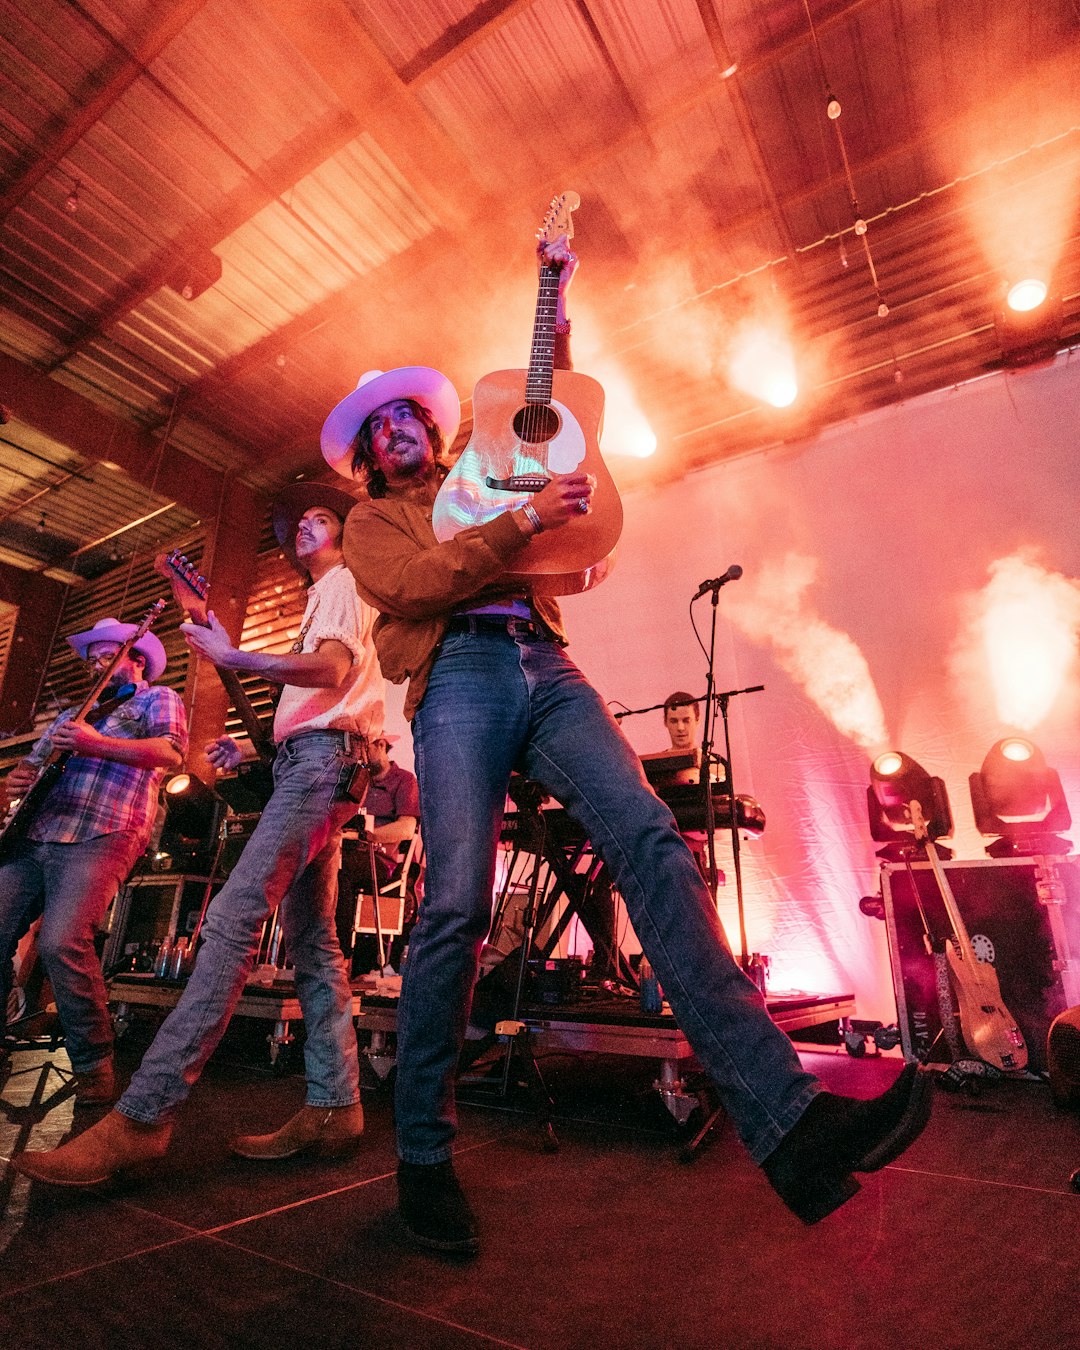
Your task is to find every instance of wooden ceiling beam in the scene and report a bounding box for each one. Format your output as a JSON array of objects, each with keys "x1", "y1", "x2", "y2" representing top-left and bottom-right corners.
[
  {"x1": 399, "y1": 0, "x2": 535, "y2": 85},
  {"x1": 260, "y1": 0, "x2": 487, "y2": 236},
  {"x1": 46, "y1": 107, "x2": 359, "y2": 372},
  {"x1": 0, "y1": 352, "x2": 234, "y2": 522},
  {"x1": 0, "y1": 0, "x2": 212, "y2": 222}
]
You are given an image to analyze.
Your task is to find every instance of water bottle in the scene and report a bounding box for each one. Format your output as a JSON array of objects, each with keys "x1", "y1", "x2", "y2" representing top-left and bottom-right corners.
[
  {"x1": 748, "y1": 952, "x2": 769, "y2": 997},
  {"x1": 170, "y1": 937, "x2": 188, "y2": 980},
  {"x1": 639, "y1": 956, "x2": 663, "y2": 1014},
  {"x1": 154, "y1": 935, "x2": 174, "y2": 978}
]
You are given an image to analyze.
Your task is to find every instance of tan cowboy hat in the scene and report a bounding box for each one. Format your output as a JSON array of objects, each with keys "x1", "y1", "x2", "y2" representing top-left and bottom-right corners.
[
  {"x1": 272, "y1": 481, "x2": 359, "y2": 575},
  {"x1": 320, "y1": 367, "x2": 461, "y2": 477},
  {"x1": 67, "y1": 618, "x2": 168, "y2": 682}
]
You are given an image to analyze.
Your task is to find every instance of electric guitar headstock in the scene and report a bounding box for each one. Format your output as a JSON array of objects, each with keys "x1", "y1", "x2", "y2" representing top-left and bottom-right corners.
[
  {"x1": 907, "y1": 798, "x2": 930, "y2": 845},
  {"x1": 154, "y1": 550, "x2": 210, "y2": 626},
  {"x1": 536, "y1": 189, "x2": 580, "y2": 248}
]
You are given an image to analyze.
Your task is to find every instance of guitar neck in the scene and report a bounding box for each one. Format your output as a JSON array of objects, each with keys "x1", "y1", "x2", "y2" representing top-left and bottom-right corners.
[
  {"x1": 525, "y1": 265, "x2": 560, "y2": 403},
  {"x1": 186, "y1": 612, "x2": 275, "y2": 764},
  {"x1": 923, "y1": 838, "x2": 974, "y2": 956}
]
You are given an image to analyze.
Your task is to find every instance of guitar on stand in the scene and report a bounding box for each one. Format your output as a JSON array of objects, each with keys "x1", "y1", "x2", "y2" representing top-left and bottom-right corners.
[
  {"x1": 0, "y1": 600, "x2": 166, "y2": 865},
  {"x1": 432, "y1": 190, "x2": 623, "y2": 596},
  {"x1": 154, "y1": 550, "x2": 275, "y2": 765},
  {"x1": 908, "y1": 799, "x2": 1027, "y2": 1072}
]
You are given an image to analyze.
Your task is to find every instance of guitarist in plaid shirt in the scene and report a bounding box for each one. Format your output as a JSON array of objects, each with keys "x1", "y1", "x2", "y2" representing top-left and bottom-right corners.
[{"x1": 0, "y1": 618, "x2": 186, "y2": 1105}]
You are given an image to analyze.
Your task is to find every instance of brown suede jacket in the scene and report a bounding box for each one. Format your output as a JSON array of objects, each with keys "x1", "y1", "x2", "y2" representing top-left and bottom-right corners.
[{"x1": 343, "y1": 496, "x2": 566, "y2": 720}]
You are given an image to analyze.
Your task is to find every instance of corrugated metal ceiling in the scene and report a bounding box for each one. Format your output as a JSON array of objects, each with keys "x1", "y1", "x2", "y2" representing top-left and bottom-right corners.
[{"x1": 0, "y1": 0, "x2": 1077, "y2": 579}]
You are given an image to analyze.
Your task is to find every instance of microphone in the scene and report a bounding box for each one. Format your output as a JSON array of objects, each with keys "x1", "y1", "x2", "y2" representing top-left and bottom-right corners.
[{"x1": 692, "y1": 564, "x2": 743, "y2": 600}]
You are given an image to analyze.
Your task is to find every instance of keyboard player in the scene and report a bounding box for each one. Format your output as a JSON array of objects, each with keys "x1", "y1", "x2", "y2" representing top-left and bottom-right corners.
[{"x1": 644, "y1": 692, "x2": 724, "y2": 879}]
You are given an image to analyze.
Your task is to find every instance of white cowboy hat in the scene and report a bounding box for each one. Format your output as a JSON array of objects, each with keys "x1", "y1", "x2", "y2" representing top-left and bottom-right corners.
[
  {"x1": 320, "y1": 367, "x2": 461, "y2": 478},
  {"x1": 271, "y1": 481, "x2": 359, "y2": 575},
  {"x1": 67, "y1": 618, "x2": 168, "y2": 682}
]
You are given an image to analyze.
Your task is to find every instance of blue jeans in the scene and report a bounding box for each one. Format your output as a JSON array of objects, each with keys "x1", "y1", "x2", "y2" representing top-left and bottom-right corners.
[
  {"x1": 118, "y1": 733, "x2": 361, "y2": 1124},
  {"x1": 396, "y1": 626, "x2": 821, "y2": 1165},
  {"x1": 0, "y1": 829, "x2": 145, "y2": 1072}
]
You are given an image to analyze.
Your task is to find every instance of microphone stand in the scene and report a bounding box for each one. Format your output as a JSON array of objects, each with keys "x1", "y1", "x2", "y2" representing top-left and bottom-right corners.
[{"x1": 695, "y1": 579, "x2": 764, "y2": 970}]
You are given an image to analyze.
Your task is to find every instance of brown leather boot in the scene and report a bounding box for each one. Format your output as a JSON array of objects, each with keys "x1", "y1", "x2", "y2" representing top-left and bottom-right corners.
[
  {"x1": 230, "y1": 1103, "x2": 364, "y2": 1161},
  {"x1": 73, "y1": 1058, "x2": 116, "y2": 1110},
  {"x1": 13, "y1": 1109, "x2": 172, "y2": 1187}
]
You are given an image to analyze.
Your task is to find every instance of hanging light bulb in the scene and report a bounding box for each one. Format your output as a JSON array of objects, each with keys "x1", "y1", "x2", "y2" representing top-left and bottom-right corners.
[
  {"x1": 37, "y1": 514, "x2": 46, "y2": 534},
  {"x1": 64, "y1": 180, "x2": 81, "y2": 213},
  {"x1": 826, "y1": 92, "x2": 842, "y2": 120}
]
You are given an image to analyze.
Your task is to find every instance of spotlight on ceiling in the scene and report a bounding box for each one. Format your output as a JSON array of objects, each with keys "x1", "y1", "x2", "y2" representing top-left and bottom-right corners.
[
  {"x1": 867, "y1": 750, "x2": 954, "y2": 861},
  {"x1": 994, "y1": 280, "x2": 1063, "y2": 368},
  {"x1": 969, "y1": 737, "x2": 1072, "y2": 857},
  {"x1": 1006, "y1": 278, "x2": 1048, "y2": 312},
  {"x1": 166, "y1": 251, "x2": 223, "y2": 302}
]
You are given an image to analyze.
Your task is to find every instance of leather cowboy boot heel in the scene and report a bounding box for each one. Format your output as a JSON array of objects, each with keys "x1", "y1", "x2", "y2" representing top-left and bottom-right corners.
[{"x1": 230, "y1": 1102, "x2": 364, "y2": 1161}]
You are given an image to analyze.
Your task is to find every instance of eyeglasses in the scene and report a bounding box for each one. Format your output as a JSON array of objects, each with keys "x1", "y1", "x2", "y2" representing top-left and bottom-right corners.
[{"x1": 83, "y1": 648, "x2": 123, "y2": 668}]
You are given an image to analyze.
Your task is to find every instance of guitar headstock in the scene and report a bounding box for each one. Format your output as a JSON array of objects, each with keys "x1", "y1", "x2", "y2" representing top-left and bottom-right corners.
[
  {"x1": 154, "y1": 550, "x2": 210, "y2": 623},
  {"x1": 133, "y1": 598, "x2": 166, "y2": 639},
  {"x1": 537, "y1": 190, "x2": 581, "y2": 246},
  {"x1": 907, "y1": 798, "x2": 929, "y2": 843}
]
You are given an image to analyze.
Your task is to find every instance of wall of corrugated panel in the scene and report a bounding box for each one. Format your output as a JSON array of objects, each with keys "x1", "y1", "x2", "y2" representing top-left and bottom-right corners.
[{"x1": 0, "y1": 521, "x2": 307, "y2": 771}]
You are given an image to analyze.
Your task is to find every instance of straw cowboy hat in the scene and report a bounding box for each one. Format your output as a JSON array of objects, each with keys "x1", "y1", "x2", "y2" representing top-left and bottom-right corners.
[
  {"x1": 320, "y1": 367, "x2": 461, "y2": 477},
  {"x1": 271, "y1": 481, "x2": 360, "y2": 575},
  {"x1": 67, "y1": 618, "x2": 168, "y2": 682}
]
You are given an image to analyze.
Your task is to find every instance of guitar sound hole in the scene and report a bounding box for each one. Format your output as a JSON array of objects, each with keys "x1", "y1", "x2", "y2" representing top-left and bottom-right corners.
[{"x1": 513, "y1": 403, "x2": 560, "y2": 445}]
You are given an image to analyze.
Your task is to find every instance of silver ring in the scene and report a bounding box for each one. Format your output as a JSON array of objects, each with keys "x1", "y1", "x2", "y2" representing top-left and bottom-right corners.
[{"x1": 578, "y1": 498, "x2": 589, "y2": 513}]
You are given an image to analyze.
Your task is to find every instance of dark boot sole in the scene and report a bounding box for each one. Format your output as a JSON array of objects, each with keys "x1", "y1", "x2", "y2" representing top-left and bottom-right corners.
[
  {"x1": 230, "y1": 1134, "x2": 364, "y2": 1162},
  {"x1": 854, "y1": 1066, "x2": 932, "y2": 1172},
  {"x1": 395, "y1": 1211, "x2": 480, "y2": 1256}
]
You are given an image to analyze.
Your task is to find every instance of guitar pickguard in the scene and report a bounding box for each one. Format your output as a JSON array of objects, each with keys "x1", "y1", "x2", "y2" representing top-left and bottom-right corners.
[{"x1": 438, "y1": 398, "x2": 588, "y2": 532}]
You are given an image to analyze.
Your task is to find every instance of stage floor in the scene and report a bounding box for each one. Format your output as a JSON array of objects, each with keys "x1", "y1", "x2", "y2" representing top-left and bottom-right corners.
[{"x1": 2, "y1": 1037, "x2": 1079, "y2": 1349}]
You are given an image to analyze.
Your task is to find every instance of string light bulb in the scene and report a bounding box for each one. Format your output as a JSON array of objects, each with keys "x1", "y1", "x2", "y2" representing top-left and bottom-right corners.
[
  {"x1": 64, "y1": 180, "x2": 81, "y2": 213},
  {"x1": 826, "y1": 93, "x2": 842, "y2": 120},
  {"x1": 854, "y1": 218, "x2": 868, "y2": 236}
]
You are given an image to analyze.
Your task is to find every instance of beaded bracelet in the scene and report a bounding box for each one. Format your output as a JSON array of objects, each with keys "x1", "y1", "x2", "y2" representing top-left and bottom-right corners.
[{"x1": 554, "y1": 319, "x2": 571, "y2": 335}]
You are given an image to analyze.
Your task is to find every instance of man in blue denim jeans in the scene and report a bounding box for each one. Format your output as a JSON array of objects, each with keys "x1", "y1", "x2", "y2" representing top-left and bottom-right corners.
[
  {"x1": 339, "y1": 243, "x2": 930, "y2": 1255},
  {"x1": 0, "y1": 620, "x2": 186, "y2": 1107},
  {"x1": 16, "y1": 483, "x2": 386, "y2": 1185}
]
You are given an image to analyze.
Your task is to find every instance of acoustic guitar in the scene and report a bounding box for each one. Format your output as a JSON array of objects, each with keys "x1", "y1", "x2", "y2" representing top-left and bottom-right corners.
[
  {"x1": 154, "y1": 550, "x2": 275, "y2": 764},
  {"x1": 908, "y1": 799, "x2": 1027, "y2": 1071},
  {"x1": 431, "y1": 191, "x2": 623, "y2": 595},
  {"x1": 0, "y1": 600, "x2": 166, "y2": 863}
]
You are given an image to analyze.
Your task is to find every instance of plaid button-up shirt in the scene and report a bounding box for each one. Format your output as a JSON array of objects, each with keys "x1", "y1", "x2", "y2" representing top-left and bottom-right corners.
[{"x1": 27, "y1": 683, "x2": 189, "y2": 846}]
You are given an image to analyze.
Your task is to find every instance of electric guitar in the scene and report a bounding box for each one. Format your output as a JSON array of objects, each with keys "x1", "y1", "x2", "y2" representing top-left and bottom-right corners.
[
  {"x1": 154, "y1": 550, "x2": 275, "y2": 764},
  {"x1": 0, "y1": 601, "x2": 165, "y2": 863},
  {"x1": 431, "y1": 191, "x2": 623, "y2": 595},
  {"x1": 908, "y1": 799, "x2": 1027, "y2": 1071}
]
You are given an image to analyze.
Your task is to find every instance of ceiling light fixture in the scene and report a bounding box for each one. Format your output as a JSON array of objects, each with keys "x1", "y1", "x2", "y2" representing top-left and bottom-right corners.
[{"x1": 1006, "y1": 278, "x2": 1048, "y2": 313}]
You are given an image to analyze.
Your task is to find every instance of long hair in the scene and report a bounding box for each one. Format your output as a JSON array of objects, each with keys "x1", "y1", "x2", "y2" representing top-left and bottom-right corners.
[{"x1": 350, "y1": 401, "x2": 446, "y2": 498}]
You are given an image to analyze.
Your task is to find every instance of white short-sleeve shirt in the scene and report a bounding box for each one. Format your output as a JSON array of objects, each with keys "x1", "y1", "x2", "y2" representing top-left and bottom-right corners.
[{"x1": 273, "y1": 563, "x2": 385, "y2": 742}]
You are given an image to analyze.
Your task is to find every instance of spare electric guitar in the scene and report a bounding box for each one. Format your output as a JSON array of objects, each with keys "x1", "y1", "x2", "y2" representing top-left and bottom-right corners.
[
  {"x1": 154, "y1": 550, "x2": 275, "y2": 764},
  {"x1": 908, "y1": 799, "x2": 1027, "y2": 1071},
  {"x1": 0, "y1": 600, "x2": 165, "y2": 863},
  {"x1": 431, "y1": 190, "x2": 623, "y2": 595}
]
